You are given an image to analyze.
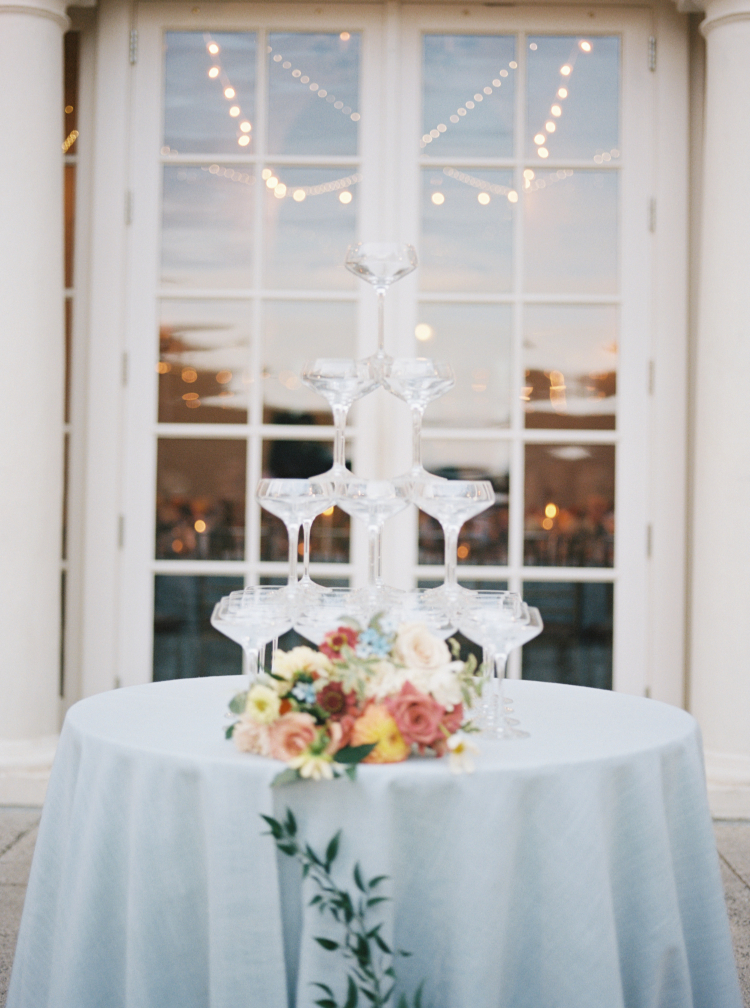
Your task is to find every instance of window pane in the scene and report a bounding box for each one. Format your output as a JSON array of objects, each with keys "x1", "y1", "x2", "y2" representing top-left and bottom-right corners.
[
  {"x1": 422, "y1": 35, "x2": 516, "y2": 157},
  {"x1": 263, "y1": 167, "x2": 358, "y2": 289},
  {"x1": 526, "y1": 36, "x2": 619, "y2": 161},
  {"x1": 156, "y1": 438, "x2": 246, "y2": 560},
  {"x1": 522, "y1": 581, "x2": 613, "y2": 689},
  {"x1": 523, "y1": 170, "x2": 617, "y2": 294},
  {"x1": 153, "y1": 575, "x2": 244, "y2": 681},
  {"x1": 263, "y1": 300, "x2": 357, "y2": 422},
  {"x1": 268, "y1": 32, "x2": 360, "y2": 156},
  {"x1": 524, "y1": 443, "x2": 614, "y2": 567},
  {"x1": 421, "y1": 168, "x2": 514, "y2": 292},
  {"x1": 64, "y1": 163, "x2": 75, "y2": 288},
  {"x1": 523, "y1": 304, "x2": 617, "y2": 430},
  {"x1": 260, "y1": 438, "x2": 350, "y2": 563},
  {"x1": 159, "y1": 300, "x2": 251, "y2": 423},
  {"x1": 416, "y1": 303, "x2": 511, "y2": 428},
  {"x1": 161, "y1": 166, "x2": 255, "y2": 288},
  {"x1": 419, "y1": 440, "x2": 509, "y2": 566},
  {"x1": 164, "y1": 32, "x2": 256, "y2": 155}
]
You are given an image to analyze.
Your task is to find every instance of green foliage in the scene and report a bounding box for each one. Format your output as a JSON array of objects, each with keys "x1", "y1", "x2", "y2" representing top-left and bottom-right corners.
[
  {"x1": 262, "y1": 811, "x2": 427, "y2": 1008},
  {"x1": 228, "y1": 691, "x2": 248, "y2": 715}
]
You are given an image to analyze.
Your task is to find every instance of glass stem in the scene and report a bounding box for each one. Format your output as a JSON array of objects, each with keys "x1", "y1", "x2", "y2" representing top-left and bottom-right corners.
[
  {"x1": 287, "y1": 522, "x2": 300, "y2": 586},
  {"x1": 244, "y1": 646, "x2": 259, "y2": 685},
  {"x1": 444, "y1": 524, "x2": 459, "y2": 587},
  {"x1": 332, "y1": 404, "x2": 348, "y2": 471},
  {"x1": 411, "y1": 405, "x2": 425, "y2": 473},
  {"x1": 377, "y1": 288, "x2": 386, "y2": 355},
  {"x1": 368, "y1": 524, "x2": 382, "y2": 587},
  {"x1": 301, "y1": 519, "x2": 312, "y2": 580}
]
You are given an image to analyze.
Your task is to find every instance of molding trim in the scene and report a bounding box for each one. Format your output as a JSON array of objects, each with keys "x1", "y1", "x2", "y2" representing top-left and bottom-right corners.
[
  {"x1": 0, "y1": 0, "x2": 69, "y2": 28},
  {"x1": 701, "y1": 8, "x2": 750, "y2": 31},
  {"x1": 705, "y1": 749, "x2": 750, "y2": 787}
]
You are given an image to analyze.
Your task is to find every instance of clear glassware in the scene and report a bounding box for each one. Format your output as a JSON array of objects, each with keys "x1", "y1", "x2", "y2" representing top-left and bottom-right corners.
[
  {"x1": 293, "y1": 587, "x2": 363, "y2": 644},
  {"x1": 336, "y1": 478, "x2": 411, "y2": 595},
  {"x1": 344, "y1": 242, "x2": 418, "y2": 359},
  {"x1": 380, "y1": 358, "x2": 455, "y2": 480},
  {"x1": 210, "y1": 586, "x2": 292, "y2": 684},
  {"x1": 301, "y1": 358, "x2": 379, "y2": 477},
  {"x1": 392, "y1": 590, "x2": 457, "y2": 640},
  {"x1": 256, "y1": 478, "x2": 333, "y2": 588},
  {"x1": 412, "y1": 480, "x2": 495, "y2": 596}
]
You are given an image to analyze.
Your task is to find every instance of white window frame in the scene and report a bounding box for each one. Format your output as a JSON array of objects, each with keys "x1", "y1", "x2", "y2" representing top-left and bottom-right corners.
[{"x1": 71, "y1": 0, "x2": 688, "y2": 708}]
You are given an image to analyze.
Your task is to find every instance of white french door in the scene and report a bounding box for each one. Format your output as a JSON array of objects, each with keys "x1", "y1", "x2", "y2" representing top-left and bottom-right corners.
[{"x1": 116, "y1": 1, "x2": 656, "y2": 696}]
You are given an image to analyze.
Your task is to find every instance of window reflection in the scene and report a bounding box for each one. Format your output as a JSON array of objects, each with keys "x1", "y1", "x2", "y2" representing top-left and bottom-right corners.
[
  {"x1": 156, "y1": 438, "x2": 246, "y2": 560},
  {"x1": 154, "y1": 575, "x2": 244, "y2": 680},
  {"x1": 268, "y1": 32, "x2": 360, "y2": 156},
  {"x1": 422, "y1": 35, "x2": 515, "y2": 158},
  {"x1": 263, "y1": 300, "x2": 357, "y2": 421},
  {"x1": 526, "y1": 36, "x2": 619, "y2": 161},
  {"x1": 161, "y1": 165, "x2": 255, "y2": 288},
  {"x1": 523, "y1": 304, "x2": 617, "y2": 430},
  {"x1": 524, "y1": 444, "x2": 614, "y2": 567},
  {"x1": 164, "y1": 33, "x2": 256, "y2": 155},
  {"x1": 260, "y1": 436, "x2": 349, "y2": 564},
  {"x1": 158, "y1": 301, "x2": 251, "y2": 423},
  {"x1": 415, "y1": 303, "x2": 511, "y2": 428},
  {"x1": 419, "y1": 440, "x2": 509, "y2": 566},
  {"x1": 523, "y1": 171, "x2": 617, "y2": 294},
  {"x1": 421, "y1": 168, "x2": 514, "y2": 292},
  {"x1": 522, "y1": 581, "x2": 613, "y2": 689},
  {"x1": 263, "y1": 166, "x2": 358, "y2": 289}
]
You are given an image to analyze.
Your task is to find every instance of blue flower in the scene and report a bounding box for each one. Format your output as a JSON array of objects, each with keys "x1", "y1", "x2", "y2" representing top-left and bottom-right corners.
[
  {"x1": 355, "y1": 627, "x2": 391, "y2": 659},
  {"x1": 291, "y1": 682, "x2": 317, "y2": 705}
]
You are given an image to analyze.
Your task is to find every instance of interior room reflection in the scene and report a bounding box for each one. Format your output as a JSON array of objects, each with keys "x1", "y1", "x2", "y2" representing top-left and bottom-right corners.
[
  {"x1": 521, "y1": 581, "x2": 613, "y2": 689},
  {"x1": 260, "y1": 434, "x2": 350, "y2": 564},
  {"x1": 524, "y1": 443, "x2": 614, "y2": 567},
  {"x1": 156, "y1": 438, "x2": 246, "y2": 560},
  {"x1": 419, "y1": 440, "x2": 509, "y2": 567},
  {"x1": 153, "y1": 575, "x2": 244, "y2": 681}
]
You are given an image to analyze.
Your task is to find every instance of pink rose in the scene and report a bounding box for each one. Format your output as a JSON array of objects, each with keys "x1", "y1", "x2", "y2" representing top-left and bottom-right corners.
[
  {"x1": 268, "y1": 712, "x2": 317, "y2": 762},
  {"x1": 324, "y1": 713, "x2": 357, "y2": 755},
  {"x1": 430, "y1": 705, "x2": 464, "y2": 757},
  {"x1": 384, "y1": 682, "x2": 445, "y2": 751},
  {"x1": 233, "y1": 716, "x2": 271, "y2": 756}
]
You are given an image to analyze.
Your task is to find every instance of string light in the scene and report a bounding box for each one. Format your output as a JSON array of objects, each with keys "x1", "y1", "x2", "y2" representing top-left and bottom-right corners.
[
  {"x1": 62, "y1": 130, "x2": 78, "y2": 153},
  {"x1": 442, "y1": 166, "x2": 518, "y2": 203},
  {"x1": 421, "y1": 60, "x2": 517, "y2": 149},
  {"x1": 266, "y1": 41, "x2": 361, "y2": 121}
]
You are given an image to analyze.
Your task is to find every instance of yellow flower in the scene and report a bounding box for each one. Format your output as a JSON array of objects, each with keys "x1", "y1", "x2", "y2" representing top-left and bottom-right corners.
[
  {"x1": 245, "y1": 684, "x2": 281, "y2": 724},
  {"x1": 351, "y1": 704, "x2": 410, "y2": 764},
  {"x1": 272, "y1": 646, "x2": 333, "y2": 689},
  {"x1": 288, "y1": 753, "x2": 335, "y2": 780}
]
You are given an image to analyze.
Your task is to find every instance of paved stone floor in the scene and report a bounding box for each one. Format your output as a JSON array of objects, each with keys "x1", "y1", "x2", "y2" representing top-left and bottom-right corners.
[{"x1": 0, "y1": 807, "x2": 748, "y2": 1007}]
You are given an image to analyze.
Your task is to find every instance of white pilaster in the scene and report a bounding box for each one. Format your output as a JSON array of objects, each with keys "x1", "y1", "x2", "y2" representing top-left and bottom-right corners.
[
  {"x1": 0, "y1": 0, "x2": 68, "y2": 749},
  {"x1": 690, "y1": 0, "x2": 750, "y2": 789}
]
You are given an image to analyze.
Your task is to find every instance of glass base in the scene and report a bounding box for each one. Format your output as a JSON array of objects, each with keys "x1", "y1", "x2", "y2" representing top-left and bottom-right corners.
[{"x1": 472, "y1": 679, "x2": 530, "y2": 740}]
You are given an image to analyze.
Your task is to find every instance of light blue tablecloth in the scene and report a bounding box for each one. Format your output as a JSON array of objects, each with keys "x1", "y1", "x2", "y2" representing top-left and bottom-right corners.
[{"x1": 7, "y1": 676, "x2": 742, "y2": 1008}]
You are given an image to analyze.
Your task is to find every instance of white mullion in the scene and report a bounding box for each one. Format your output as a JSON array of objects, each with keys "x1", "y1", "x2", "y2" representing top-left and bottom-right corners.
[{"x1": 157, "y1": 289, "x2": 358, "y2": 301}]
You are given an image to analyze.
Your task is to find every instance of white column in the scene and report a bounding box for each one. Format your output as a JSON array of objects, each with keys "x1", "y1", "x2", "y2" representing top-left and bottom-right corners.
[
  {"x1": 691, "y1": 0, "x2": 750, "y2": 789},
  {"x1": 0, "y1": 0, "x2": 68, "y2": 747}
]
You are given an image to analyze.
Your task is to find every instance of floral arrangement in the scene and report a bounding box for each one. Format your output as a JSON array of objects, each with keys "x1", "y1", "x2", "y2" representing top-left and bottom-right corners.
[{"x1": 226, "y1": 616, "x2": 481, "y2": 783}]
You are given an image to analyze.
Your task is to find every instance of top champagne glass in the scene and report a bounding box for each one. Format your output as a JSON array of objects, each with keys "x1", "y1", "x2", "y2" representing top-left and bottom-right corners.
[{"x1": 345, "y1": 242, "x2": 418, "y2": 360}]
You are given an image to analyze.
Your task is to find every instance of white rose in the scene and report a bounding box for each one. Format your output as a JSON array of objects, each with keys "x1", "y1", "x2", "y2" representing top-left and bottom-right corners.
[
  {"x1": 364, "y1": 660, "x2": 409, "y2": 701},
  {"x1": 394, "y1": 622, "x2": 451, "y2": 671},
  {"x1": 417, "y1": 662, "x2": 463, "y2": 710},
  {"x1": 272, "y1": 646, "x2": 333, "y2": 684}
]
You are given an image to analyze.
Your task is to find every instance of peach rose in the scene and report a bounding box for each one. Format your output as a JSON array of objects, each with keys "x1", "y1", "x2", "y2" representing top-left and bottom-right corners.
[
  {"x1": 268, "y1": 712, "x2": 317, "y2": 762},
  {"x1": 384, "y1": 682, "x2": 444, "y2": 751},
  {"x1": 233, "y1": 716, "x2": 271, "y2": 756},
  {"x1": 350, "y1": 704, "x2": 410, "y2": 764}
]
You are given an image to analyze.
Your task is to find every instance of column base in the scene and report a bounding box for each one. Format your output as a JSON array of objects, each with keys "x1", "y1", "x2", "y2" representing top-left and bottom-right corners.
[
  {"x1": 0, "y1": 735, "x2": 57, "y2": 806},
  {"x1": 705, "y1": 750, "x2": 750, "y2": 820}
]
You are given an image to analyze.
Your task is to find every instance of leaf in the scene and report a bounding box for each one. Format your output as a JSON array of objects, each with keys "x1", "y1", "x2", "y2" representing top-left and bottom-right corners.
[
  {"x1": 284, "y1": 808, "x2": 298, "y2": 835},
  {"x1": 228, "y1": 691, "x2": 248, "y2": 714},
  {"x1": 413, "y1": 981, "x2": 425, "y2": 1008},
  {"x1": 344, "y1": 975, "x2": 359, "y2": 1008},
  {"x1": 345, "y1": 765, "x2": 357, "y2": 781},
  {"x1": 313, "y1": 983, "x2": 335, "y2": 996},
  {"x1": 306, "y1": 844, "x2": 323, "y2": 866},
  {"x1": 366, "y1": 896, "x2": 388, "y2": 908},
  {"x1": 368, "y1": 875, "x2": 388, "y2": 889},
  {"x1": 447, "y1": 636, "x2": 461, "y2": 658},
  {"x1": 278, "y1": 843, "x2": 297, "y2": 856},
  {"x1": 315, "y1": 937, "x2": 340, "y2": 951},
  {"x1": 272, "y1": 768, "x2": 302, "y2": 787},
  {"x1": 398, "y1": 996, "x2": 409, "y2": 1008},
  {"x1": 225, "y1": 723, "x2": 236, "y2": 739},
  {"x1": 325, "y1": 831, "x2": 341, "y2": 869},
  {"x1": 360, "y1": 989, "x2": 377, "y2": 1003},
  {"x1": 314, "y1": 1000, "x2": 337, "y2": 1008},
  {"x1": 309, "y1": 894, "x2": 323, "y2": 907},
  {"x1": 397, "y1": 950, "x2": 412, "y2": 957},
  {"x1": 260, "y1": 815, "x2": 283, "y2": 839},
  {"x1": 353, "y1": 863, "x2": 366, "y2": 893},
  {"x1": 374, "y1": 934, "x2": 392, "y2": 954},
  {"x1": 334, "y1": 744, "x2": 376, "y2": 764}
]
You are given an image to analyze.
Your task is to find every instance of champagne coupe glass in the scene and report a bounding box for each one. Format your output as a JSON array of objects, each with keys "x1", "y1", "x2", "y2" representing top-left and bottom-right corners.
[
  {"x1": 298, "y1": 478, "x2": 336, "y2": 596},
  {"x1": 412, "y1": 480, "x2": 495, "y2": 597},
  {"x1": 210, "y1": 586, "x2": 292, "y2": 685},
  {"x1": 301, "y1": 358, "x2": 379, "y2": 477},
  {"x1": 256, "y1": 478, "x2": 333, "y2": 590},
  {"x1": 293, "y1": 587, "x2": 363, "y2": 644},
  {"x1": 380, "y1": 358, "x2": 454, "y2": 480},
  {"x1": 344, "y1": 242, "x2": 418, "y2": 363},
  {"x1": 336, "y1": 478, "x2": 411, "y2": 599},
  {"x1": 393, "y1": 590, "x2": 458, "y2": 640}
]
